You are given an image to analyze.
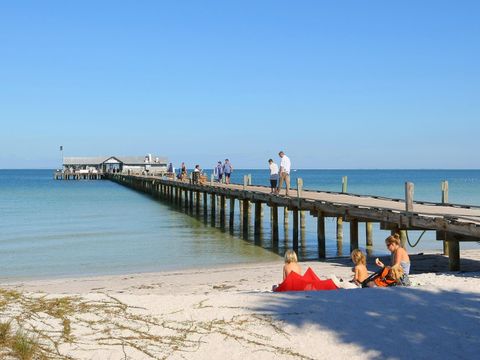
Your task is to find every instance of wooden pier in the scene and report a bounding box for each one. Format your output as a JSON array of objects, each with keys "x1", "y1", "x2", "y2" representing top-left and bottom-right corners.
[
  {"x1": 107, "y1": 174, "x2": 480, "y2": 271},
  {"x1": 54, "y1": 170, "x2": 105, "y2": 180}
]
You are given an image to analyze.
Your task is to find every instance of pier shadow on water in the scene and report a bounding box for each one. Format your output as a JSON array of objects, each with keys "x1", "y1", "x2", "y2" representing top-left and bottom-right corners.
[{"x1": 254, "y1": 286, "x2": 480, "y2": 359}]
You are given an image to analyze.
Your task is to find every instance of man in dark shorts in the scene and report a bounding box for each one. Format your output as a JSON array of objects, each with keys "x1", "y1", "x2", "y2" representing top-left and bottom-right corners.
[{"x1": 223, "y1": 159, "x2": 233, "y2": 184}]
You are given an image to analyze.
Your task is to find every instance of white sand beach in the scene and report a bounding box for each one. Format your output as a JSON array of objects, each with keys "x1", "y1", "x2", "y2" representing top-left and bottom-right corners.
[{"x1": 1, "y1": 250, "x2": 480, "y2": 360}]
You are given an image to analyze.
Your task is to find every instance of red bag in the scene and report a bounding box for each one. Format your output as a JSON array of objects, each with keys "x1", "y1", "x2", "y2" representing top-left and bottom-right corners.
[{"x1": 274, "y1": 267, "x2": 339, "y2": 292}]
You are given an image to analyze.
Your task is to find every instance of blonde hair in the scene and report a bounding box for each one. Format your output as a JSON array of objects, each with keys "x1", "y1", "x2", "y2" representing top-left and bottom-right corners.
[
  {"x1": 284, "y1": 249, "x2": 298, "y2": 264},
  {"x1": 385, "y1": 233, "x2": 401, "y2": 246},
  {"x1": 389, "y1": 264, "x2": 404, "y2": 281},
  {"x1": 351, "y1": 249, "x2": 366, "y2": 266}
]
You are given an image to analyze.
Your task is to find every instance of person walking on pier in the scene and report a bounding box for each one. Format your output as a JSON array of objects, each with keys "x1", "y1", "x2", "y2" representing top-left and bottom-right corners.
[
  {"x1": 192, "y1": 164, "x2": 201, "y2": 184},
  {"x1": 277, "y1": 151, "x2": 291, "y2": 196},
  {"x1": 223, "y1": 159, "x2": 233, "y2": 184},
  {"x1": 268, "y1": 158, "x2": 279, "y2": 194},
  {"x1": 214, "y1": 161, "x2": 223, "y2": 182},
  {"x1": 180, "y1": 162, "x2": 187, "y2": 180}
]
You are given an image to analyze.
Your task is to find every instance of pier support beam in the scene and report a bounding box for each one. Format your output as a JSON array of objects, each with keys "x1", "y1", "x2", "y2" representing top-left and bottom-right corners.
[
  {"x1": 336, "y1": 216, "x2": 344, "y2": 256},
  {"x1": 399, "y1": 230, "x2": 407, "y2": 248},
  {"x1": 284, "y1": 207, "x2": 289, "y2": 225},
  {"x1": 254, "y1": 201, "x2": 262, "y2": 238},
  {"x1": 220, "y1": 195, "x2": 226, "y2": 228},
  {"x1": 203, "y1": 192, "x2": 208, "y2": 215},
  {"x1": 229, "y1": 197, "x2": 235, "y2": 231},
  {"x1": 447, "y1": 237, "x2": 460, "y2": 271},
  {"x1": 242, "y1": 200, "x2": 250, "y2": 239},
  {"x1": 272, "y1": 205, "x2": 279, "y2": 245},
  {"x1": 442, "y1": 181, "x2": 449, "y2": 255},
  {"x1": 300, "y1": 210, "x2": 306, "y2": 229},
  {"x1": 196, "y1": 191, "x2": 201, "y2": 214},
  {"x1": 210, "y1": 194, "x2": 216, "y2": 225},
  {"x1": 317, "y1": 211, "x2": 326, "y2": 259},
  {"x1": 189, "y1": 190, "x2": 194, "y2": 212},
  {"x1": 293, "y1": 208, "x2": 299, "y2": 253},
  {"x1": 350, "y1": 219, "x2": 359, "y2": 253},
  {"x1": 366, "y1": 222, "x2": 373, "y2": 256}
]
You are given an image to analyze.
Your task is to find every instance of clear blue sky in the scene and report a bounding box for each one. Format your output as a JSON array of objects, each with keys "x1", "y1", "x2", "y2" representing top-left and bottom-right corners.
[{"x1": 1, "y1": 1, "x2": 478, "y2": 169}]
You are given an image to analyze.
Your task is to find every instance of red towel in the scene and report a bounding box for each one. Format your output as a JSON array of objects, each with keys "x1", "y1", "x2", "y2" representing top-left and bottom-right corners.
[{"x1": 274, "y1": 267, "x2": 338, "y2": 292}]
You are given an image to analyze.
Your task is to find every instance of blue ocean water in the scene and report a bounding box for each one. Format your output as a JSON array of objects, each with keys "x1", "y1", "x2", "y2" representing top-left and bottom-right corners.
[{"x1": 1, "y1": 169, "x2": 479, "y2": 280}]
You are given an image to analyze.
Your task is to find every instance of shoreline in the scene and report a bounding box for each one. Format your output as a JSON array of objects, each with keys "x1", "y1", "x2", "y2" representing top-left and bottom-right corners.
[
  {"x1": 3, "y1": 249, "x2": 480, "y2": 293},
  {"x1": 1, "y1": 251, "x2": 480, "y2": 359},
  {"x1": 2, "y1": 249, "x2": 480, "y2": 290}
]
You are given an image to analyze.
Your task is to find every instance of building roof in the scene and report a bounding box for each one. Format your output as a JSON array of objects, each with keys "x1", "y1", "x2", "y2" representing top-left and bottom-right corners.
[{"x1": 63, "y1": 155, "x2": 168, "y2": 166}]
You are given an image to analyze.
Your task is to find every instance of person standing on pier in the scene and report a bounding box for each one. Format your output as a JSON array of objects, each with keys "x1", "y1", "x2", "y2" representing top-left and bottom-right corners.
[
  {"x1": 214, "y1": 161, "x2": 223, "y2": 182},
  {"x1": 268, "y1": 158, "x2": 279, "y2": 194},
  {"x1": 223, "y1": 159, "x2": 233, "y2": 184},
  {"x1": 277, "y1": 151, "x2": 291, "y2": 196},
  {"x1": 180, "y1": 162, "x2": 187, "y2": 180}
]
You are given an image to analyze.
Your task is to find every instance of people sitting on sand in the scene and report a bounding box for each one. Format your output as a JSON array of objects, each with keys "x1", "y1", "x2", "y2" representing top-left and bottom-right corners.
[
  {"x1": 283, "y1": 249, "x2": 302, "y2": 280},
  {"x1": 329, "y1": 249, "x2": 369, "y2": 289},
  {"x1": 375, "y1": 233, "x2": 411, "y2": 275},
  {"x1": 351, "y1": 249, "x2": 369, "y2": 286},
  {"x1": 273, "y1": 249, "x2": 338, "y2": 292}
]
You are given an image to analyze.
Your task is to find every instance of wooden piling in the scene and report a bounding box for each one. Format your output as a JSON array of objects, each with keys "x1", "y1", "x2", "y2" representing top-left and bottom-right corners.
[
  {"x1": 405, "y1": 182, "x2": 414, "y2": 213},
  {"x1": 189, "y1": 190, "x2": 194, "y2": 212},
  {"x1": 242, "y1": 199, "x2": 249, "y2": 238},
  {"x1": 350, "y1": 219, "x2": 359, "y2": 252},
  {"x1": 317, "y1": 211, "x2": 326, "y2": 258},
  {"x1": 272, "y1": 205, "x2": 279, "y2": 244},
  {"x1": 336, "y1": 217, "x2": 343, "y2": 256},
  {"x1": 196, "y1": 191, "x2": 201, "y2": 214},
  {"x1": 366, "y1": 222, "x2": 373, "y2": 256},
  {"x1": 447, "y1": 235, "x2": 460, "y2": 271},
  {"x1": 220, "y1": 195, "x2": 226, "y2": 227},
  {"x1": 399, "y1": 230, "x2": 407, "y2": 248},
  {"x1": 293, "y1": 208, "x2": 299, "y2": 253},
  {"x1": 300, "y1": 211, "x2": 306, "y2": 229},
  {"x1": 254, "y1": 202, "x2": 262, "y2": 237},
  {"x1": 442, "y1": 181, "x2": 449, "y2": 255},
  {"x1": 342, "y1": 176, "x2": 348, "y2": 193},
  {"x1": 210, "y1": 194, "x2": 216, "y2": 224},
  {"x1": 229, "y1": 197, "x2": 235, "y2": 230}
]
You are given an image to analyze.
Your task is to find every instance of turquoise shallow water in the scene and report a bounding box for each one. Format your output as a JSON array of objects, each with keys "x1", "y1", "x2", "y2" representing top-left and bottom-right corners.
[{"x1": 1, "y1": 169, "x2": 479, "y2": 280}]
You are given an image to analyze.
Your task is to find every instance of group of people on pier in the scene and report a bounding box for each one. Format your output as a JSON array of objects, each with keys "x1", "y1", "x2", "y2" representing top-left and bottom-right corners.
[
  {"x1": 168, "y1": 159, "x2": 234, "y2": 185},
  {"x1": 213, "y1": 159, "x2": 233, "y2": 184},
  {"x1": 274, "y1": 233, "x2": 411, "y2": 292},
  {"x1": 268, "y1": 150, "x2": 291, "y2": 195},
  {"x1": 167, "y1": 150, "x2": 294, "y2": 196}
]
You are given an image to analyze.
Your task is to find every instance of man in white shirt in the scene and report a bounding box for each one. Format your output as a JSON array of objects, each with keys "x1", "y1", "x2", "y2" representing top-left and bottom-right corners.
[{"x1": 277, "y1": 151, "x2": 291, "y2": 196}]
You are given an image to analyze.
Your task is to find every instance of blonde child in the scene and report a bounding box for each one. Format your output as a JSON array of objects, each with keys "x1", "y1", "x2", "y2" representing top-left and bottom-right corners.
[
  {"x1": 351, "y1": 249, "x2": 369, "y2": 286},
  {"x1": 283, "y1": 249, "x2": 302, "y2": 280}
]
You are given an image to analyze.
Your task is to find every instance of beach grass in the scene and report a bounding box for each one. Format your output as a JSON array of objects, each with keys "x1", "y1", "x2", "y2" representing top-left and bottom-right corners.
[{"x1": 0, "y1": 286, "x2": 315, "y2": 359}]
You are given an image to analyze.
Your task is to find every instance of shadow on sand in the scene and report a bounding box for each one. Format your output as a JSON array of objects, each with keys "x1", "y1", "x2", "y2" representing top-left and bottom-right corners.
[{"x1": 256, "y1": 286, "x2": 480, "y2": 359}]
